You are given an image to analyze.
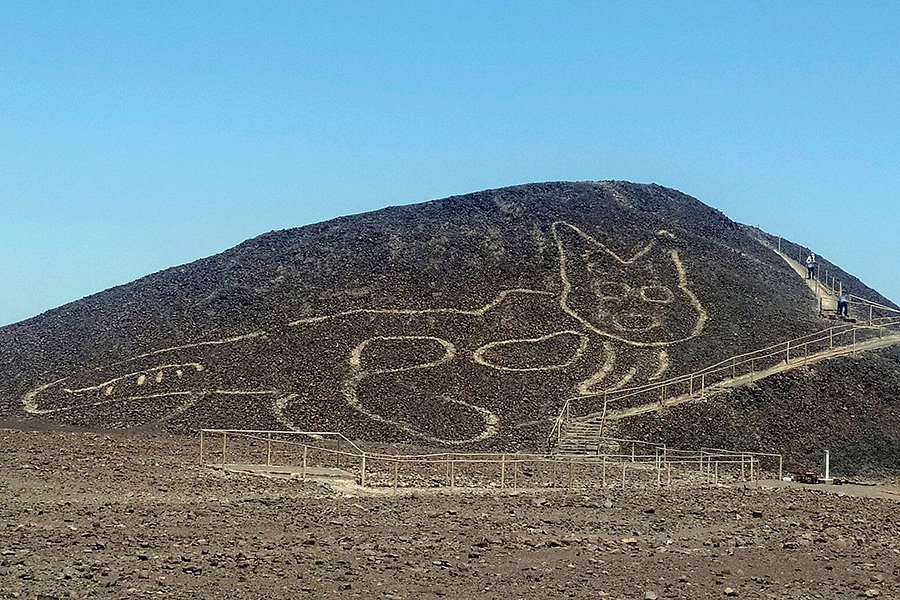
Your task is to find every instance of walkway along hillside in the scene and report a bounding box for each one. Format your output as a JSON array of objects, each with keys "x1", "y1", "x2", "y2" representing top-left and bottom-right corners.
[
  {"x1": 550, "y1": 235, "x2": 900, "y2": 456},
  {"x1": 550, "y1": 316, "x2": 900, "y2": 455}
]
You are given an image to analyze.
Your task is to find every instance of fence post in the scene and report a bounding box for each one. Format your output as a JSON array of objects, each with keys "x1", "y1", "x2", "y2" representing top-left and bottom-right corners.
[
  {"x1": 302, "y1": 445, "x2": 308, "y2": 479},
  {"x1": 830, "y1": 328, "x2": 834, "y2": 349},
  {"x1": 786, "y1": 341, "x2": 791, "y2": 363},
  {"x1": 869, "y1": 305, "x2": 873, "y2": 325},
  {"x1": 732, "y1": 357, "x2": 736, "y2": 379},
  {"x1": 500, "y1": 454, "x2": 506, "y2": 489},
  {"x1": 689, "y1": 373, "x2": 694, "y2": 396},
  {"x1": 656, "y1": 449, "x2": 661, "y2": 487},
  {"x1": 360, "y1": 454, "x2": 367, "y2": 487},
  {"x1": 701, "y1": 373, "x2": 705, "y2": 397},
  {"x1": 631, "y1": 442, "x2": 635, "y2": 463},
  {"x1": 450, "y1": 460, "x2": 456, "y2": 490},
  {"x1": 778, "y1": 455, "x2": 783, "y2": 481},
  {"x1": 266, "y1": 432, "x2": 272, "y2": 467},
  {"x1": 598, "y1": 393, "x2": 608, "y2": 438},
  {"x1": 222, "y1": 432, "x2": 227, "y2": 465}
]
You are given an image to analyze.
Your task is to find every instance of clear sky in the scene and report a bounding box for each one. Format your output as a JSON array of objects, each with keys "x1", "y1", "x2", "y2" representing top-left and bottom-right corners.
[{"x1": 1, "y1": 1, "x2": 898, "y2": 326}]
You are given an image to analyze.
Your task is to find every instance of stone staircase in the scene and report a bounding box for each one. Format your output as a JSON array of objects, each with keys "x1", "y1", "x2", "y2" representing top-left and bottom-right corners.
[{"x1": 556, "y1": 419, "x2": 621, "y2": 455}]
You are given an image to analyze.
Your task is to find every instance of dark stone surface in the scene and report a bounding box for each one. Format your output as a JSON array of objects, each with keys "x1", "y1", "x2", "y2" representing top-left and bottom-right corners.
[{"x1": 0, "y1": 181, "x2": 895, "y2": 458}]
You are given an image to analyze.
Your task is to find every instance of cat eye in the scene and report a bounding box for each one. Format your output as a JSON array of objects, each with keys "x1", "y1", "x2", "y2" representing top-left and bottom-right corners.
[
  {"x1": 639, "y1": 285, "x2": 675, "y2": 304},
  {"x1": 591, "y1": 281, "x2": 631, "y2": 299}
]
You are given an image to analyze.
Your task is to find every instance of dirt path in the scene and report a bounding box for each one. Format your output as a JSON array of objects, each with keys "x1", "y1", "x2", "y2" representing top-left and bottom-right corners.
[
  {"x1": 607, "y1": 332, "x2": 900, "y2": 420},
  {"x1": 772, "y1": 247, "x2": 838, "y2": 311}
]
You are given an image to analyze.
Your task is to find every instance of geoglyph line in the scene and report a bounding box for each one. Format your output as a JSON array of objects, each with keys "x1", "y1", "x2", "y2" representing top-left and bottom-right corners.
[
  {"x1": 472, "y1": 330, "x2": 589, "y2": 372},
  {"x1": 24, "y1": 220, "x2": 707, "y2": 442}
]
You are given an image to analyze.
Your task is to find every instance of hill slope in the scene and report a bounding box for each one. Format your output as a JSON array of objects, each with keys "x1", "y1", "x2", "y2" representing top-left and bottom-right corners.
[{"x1": 0, "y1": 181, "x2": 895, "y2": 466}]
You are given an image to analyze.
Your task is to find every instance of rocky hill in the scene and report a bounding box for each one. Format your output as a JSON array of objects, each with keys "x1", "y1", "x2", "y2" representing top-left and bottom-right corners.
[{"x1": 1, "y1": 181, "x2": 896, "y2": 470}]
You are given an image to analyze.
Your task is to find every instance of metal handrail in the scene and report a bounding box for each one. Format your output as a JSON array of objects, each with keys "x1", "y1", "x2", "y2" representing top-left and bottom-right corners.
[{"x1": 548, "y1": 316, "x2": 900, "y2": 451}]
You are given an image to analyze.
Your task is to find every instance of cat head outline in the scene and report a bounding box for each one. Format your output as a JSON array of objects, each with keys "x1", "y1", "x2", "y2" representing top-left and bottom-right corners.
[{"x1": 552, "y1": 221, "x2": 708, "y2": 346}]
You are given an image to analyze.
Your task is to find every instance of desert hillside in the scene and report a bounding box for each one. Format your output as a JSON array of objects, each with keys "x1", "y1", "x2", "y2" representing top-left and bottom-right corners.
[{"x1": 1, "y1": 181, "x2": 896, "y2": 468}]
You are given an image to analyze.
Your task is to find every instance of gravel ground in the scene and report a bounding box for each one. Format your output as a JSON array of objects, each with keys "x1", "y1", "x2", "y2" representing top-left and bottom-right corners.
[{"x1": 2, "y1": 429, "x2": 899, "y2": 599}]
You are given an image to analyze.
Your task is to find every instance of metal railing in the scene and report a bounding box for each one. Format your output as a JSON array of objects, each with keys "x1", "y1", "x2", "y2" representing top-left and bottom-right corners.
[
  {"x1": 547, "y1": 317, "x2": 900, "y2": 451},
  {"x1": 198, "y1": 428, "x2": 778, "y2": 490}
]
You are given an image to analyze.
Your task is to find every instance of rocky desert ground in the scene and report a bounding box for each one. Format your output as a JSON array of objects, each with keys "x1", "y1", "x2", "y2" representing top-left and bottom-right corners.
[{"x1": 2, "y1": 428, "x2": 898, "y2": 599}]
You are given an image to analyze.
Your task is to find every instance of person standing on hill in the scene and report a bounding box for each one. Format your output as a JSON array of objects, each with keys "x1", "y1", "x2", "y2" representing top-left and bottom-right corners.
[{"x1": 806, "y1": 253, "x2": 817, "y2": 279}]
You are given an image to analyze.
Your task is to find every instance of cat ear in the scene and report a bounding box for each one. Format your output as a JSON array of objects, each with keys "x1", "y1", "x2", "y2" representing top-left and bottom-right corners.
[{"x1": 552, "y1": 221, "x2": 654, "y2": 268}]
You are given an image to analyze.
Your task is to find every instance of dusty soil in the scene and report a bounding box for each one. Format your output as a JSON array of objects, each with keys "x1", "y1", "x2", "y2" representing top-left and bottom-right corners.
[{"x1": 2, "y1": 429, "x2": 899, "y2": 599}]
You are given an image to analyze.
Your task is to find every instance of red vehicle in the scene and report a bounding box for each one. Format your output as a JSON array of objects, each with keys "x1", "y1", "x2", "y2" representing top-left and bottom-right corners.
[{"x1": 795, "y1": 470, "x2": 819, "y2": 484}]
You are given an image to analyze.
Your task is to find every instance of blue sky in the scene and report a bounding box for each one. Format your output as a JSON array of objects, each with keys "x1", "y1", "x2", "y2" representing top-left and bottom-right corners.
[{"x1": 1, "y1": 1, "x2": 898, "y2": 326}]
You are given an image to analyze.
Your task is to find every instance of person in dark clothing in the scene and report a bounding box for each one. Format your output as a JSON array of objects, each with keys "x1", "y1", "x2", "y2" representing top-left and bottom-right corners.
[{"x1": 806, "y1": 253, "x2": 816, "y2": 279}]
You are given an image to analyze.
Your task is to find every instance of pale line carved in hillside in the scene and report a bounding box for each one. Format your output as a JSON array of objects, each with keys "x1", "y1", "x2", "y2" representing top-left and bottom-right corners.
[{"x1": 22, "y1": 220, "x2": 708, "y2": 445}]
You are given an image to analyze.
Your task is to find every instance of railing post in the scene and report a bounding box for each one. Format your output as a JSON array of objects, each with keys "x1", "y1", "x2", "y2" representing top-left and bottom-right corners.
[
  {"x1": 689, "y1": 373, "x2": 694, "y2": 396},
  {"x1": 701, "y1": 373, "x2": 706, "y2": 397},
  {"x1": 869, "y1": 305, "x2": 873, "y2": 325},
  {"x1": 500, "y1": 454, "x2": 506, "y2": 489},
  {"x1": 598, "y1": 393, "x2": 609, "y2": 438},
  {"x1": 631, "y1": 442, "x2": 635, "y2": 463},
  {"x1": 656, "y1": 448, "x2": 661, "y2": 486},
  {"x1": 360, "y1": 454, "x2": 367, "y2": 487},
  {"x1": 302, "y1": 445, "x2": 308, "y2": 479},
  {"x1": 778, "y1": 455, "x2": 783, "y2": 481},
  {"x1": 830, "y1": 328, "x2": 834, "y2": 349},
  {"x1": 732, "y1": 357, "x2": 736, "y2": 379},
  {"x1": 786, "y1": 341, "x2": 790, "y2": 363},
  {"x1": 266, "y1": 432, "x2": 272, "y2": 467},
  {"x1": 601, "y1": 456, "x2": 607, "y2": 487},
  {"x1": 222, "y1": 432, "x2": 227, "y2": 465}
]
